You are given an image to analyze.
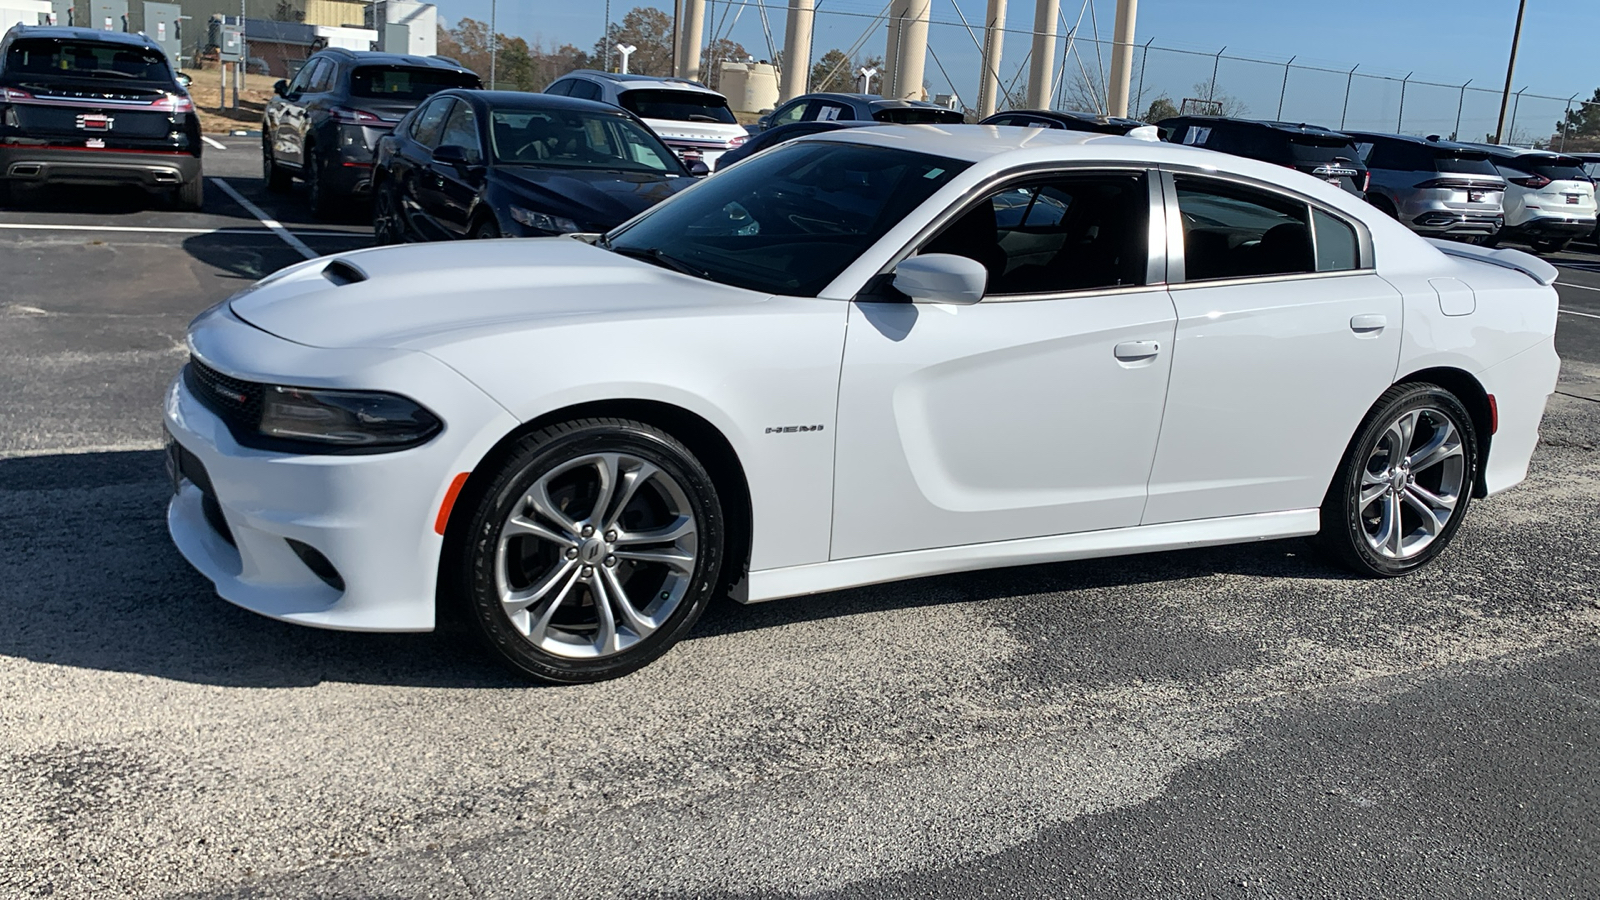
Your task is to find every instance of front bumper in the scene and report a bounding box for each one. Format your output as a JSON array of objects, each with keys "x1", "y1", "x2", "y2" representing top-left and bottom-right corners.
[
  {"x1": 0, "y1": 144, "x2": 200, "y2": 188},
  {"x1": 164, "y1": 303, "x2": 520, "y2": 632}
]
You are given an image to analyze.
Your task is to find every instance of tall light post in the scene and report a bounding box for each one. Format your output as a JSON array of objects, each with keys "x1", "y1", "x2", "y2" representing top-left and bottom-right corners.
[
  {"x1": 1493, "y1": 0, "x2": 1528, "y2": 144},
  {"x1": 617, "y1": 43, "x2": 637, "y2": 74},
  {"x1": 489, "y1": 0, "x2": 498, "y2": 89}
]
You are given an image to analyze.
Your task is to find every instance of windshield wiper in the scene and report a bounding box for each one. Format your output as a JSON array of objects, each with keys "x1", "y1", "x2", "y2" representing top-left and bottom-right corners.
[{"x1": 606, "y1": 244, "x2": 708, "y2": 279}]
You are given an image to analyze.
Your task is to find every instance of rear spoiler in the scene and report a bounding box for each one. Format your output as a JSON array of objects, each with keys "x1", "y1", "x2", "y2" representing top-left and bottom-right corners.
[{"x1": 1425, "y1": 238, "x2": 1558, "y2": 286}]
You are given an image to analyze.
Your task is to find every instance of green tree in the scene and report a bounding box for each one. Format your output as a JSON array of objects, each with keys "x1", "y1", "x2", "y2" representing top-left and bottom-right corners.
[
  {"x1": 1143, "y1": 96, "x2": 1178, "y2": 123},
  {"x1": 1556, "y1": 87, "x2": 1600, "y2": 144},
  {"x1": 810, "y1": 48, "x2": 881, "y2": 94}
]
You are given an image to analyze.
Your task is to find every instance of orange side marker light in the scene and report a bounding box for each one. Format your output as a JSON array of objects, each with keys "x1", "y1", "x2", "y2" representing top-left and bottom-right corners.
[{"x1": 434, "y1": 472, "x2": 471, "y2": 535}]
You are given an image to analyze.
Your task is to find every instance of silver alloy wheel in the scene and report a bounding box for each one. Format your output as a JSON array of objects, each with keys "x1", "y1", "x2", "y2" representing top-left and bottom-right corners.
[
  {"x1": 494, "y1": 452, "x2": 698, "y2": 659},
  {"x1": 1358, "y1": 407, "x2": 1466, "y2": 559}
]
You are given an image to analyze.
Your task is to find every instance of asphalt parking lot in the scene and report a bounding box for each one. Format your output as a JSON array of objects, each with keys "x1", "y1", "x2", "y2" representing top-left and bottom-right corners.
[{"x1": 1, "y1": 141, "x2": 1597, "y2": 899}]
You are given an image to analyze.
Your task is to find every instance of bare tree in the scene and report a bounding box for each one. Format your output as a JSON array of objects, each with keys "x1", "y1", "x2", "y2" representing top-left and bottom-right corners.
[{"x1": 1188, "y1": 78, "x2": 1248, "y2": 117}]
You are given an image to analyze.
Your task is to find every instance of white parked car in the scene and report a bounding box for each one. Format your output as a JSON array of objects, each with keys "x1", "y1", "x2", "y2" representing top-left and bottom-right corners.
[
  {"x1": 544, "y1": 70, "x2": 747, "y2": 170},
  {"x1": 165, "y1": 126, "x2": 1561, "y2": 683},
  {"x1": 1466, "y1": 143, "x2": 1596, "y2": 253}
]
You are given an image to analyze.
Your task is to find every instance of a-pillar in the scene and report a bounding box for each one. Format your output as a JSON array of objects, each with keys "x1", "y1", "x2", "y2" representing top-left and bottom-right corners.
[
  {"x1": 976, "y1": 0, "x2": 1008, "y2": 118},
  {"x1": 779, "y1": 0, "x2": 814, "y2": 102},
  {"x1": 1026, "y1": 0, "x2": 1059, "y2": 109},
  {"x1": 677, "y1": 0, "x2": 706, "y2": 81}
]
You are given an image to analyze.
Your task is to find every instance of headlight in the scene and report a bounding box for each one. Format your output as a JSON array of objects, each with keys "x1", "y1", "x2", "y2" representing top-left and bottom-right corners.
[
  {"x1": 258, "y1": 386, "x2": 442, "y2": 448},
  {"x1": 510, "y1": 206, "x2": 580, "y2": 233}
]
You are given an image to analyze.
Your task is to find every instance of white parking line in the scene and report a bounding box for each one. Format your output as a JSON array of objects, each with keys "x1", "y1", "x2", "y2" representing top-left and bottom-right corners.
[
  {"x1": 1556, "y1": 281, "x2": 1600, "y2": 292},
  {"x1": 0, "y1": 222, "x2": 360, "y2": 237},
  {"x1": 201, "y1": 135, "x2": 227, "y2": 151},
  {"x1": 210, "y1": 177, "x2": 318, "y2": 259},
  {"x1": 1560, "y1": 308, "x2": 1600, "y2": 320}
]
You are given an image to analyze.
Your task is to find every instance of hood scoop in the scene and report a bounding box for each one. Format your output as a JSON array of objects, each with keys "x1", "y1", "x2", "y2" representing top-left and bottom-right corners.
[{"x1": 321, "y1": 259, "x2": 369, "y2": 287}]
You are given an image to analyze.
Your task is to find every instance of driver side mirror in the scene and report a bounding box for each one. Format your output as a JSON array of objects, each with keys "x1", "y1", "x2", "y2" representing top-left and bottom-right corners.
[
  {"x1": 273, "y1": 79, "x2": 289, "y2": 97},
  {"x1": 432, "y1": 144, "x2": 479, "y2": 176},
  {"x1": 687, "y1": 159, "x2": 710, "y2": 177},
  {"x1": 892, "y1": 253, "x2": 987, "y2": 305},
  {"x1": 175, "y1": 72, "x2": 193, "y2": 89}
]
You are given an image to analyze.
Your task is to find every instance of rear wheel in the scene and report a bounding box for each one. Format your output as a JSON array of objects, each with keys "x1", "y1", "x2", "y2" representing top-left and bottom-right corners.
[
  {"x1": 372, "y1": 179, "x2": 406, "y2": 245},
  {"x1": 172, "y1": 174, "x2": 204, "y2": 211},
  {"x1": 0, "y1": 179, "x2": 10, "y2": 208},
  {"x1": 262, "y1": 139, "x2": 292, "y2": 193},
  {"x1": 451, "y1": 418, "x2": 725, "y2": 683},
  {"x1": 1532, "y1": 237, "x2": 1569, "y2": 254},
  {"x1": 1367, "y1": 194, "x2": 1399, "y2": 219},
  {"x1": 1318, "y1": 383, "x2": 1478, "y2": 577},
  {"x1": 305, "y1": 145, "x2": 334, "y2": 220}
]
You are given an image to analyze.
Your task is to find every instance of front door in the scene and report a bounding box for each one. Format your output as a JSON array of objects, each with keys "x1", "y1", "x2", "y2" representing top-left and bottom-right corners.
[
  {"x1": 830, "y1": 170, "x2": 1176, "y2": 560},
  {"x1": 422, "y1": 99, "x2": 484, "y2": 237}
]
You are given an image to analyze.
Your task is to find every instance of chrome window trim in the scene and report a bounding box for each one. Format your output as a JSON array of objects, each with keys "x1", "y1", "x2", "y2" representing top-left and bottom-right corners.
[
  {"x1": 1155, "y1": 165, "x2": 1376, "y2": 286},
  {"x1": 866, "y1": 162, "x2": 1167, "y2": 304}
]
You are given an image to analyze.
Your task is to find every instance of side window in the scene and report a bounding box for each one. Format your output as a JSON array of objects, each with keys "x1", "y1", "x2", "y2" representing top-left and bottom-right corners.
[
  {"x1": 1174, "y1": 176, "x2": 1314, "y2": 281},
  {"x1": 287, "y1": 58, "x2": 321, "y2": 94},
  {"x1": 1355, "y1": 141, "x2": 1380, "y2": 166},
  {"x1": 410, "y1": 98, "x2": 452, "y2": 148},
  {"x1": 438, "y1": 102, "x2": 481, "y2": 162},
  {"x1": 307, "y1": 59, "x2": 336, "y2": 93},
  {"x1": 1312, "y1": 208, "x2": 1360, "y2": 271},
  {"x1": 570, "y1": 80, "x2": 602, "y2": 102},
  {"x1": 923, "y1": 172, "x2": 1150, "y2": 296},
  {"x1": 770, "y1": 100, "x2": 808, "y2": 126},
  {"x1": 1181, "y1": 125, "x2": 1211, "y2": 146},
  {"x1": 813, "y1": 102, "x2": 851, "y2": 122},
  {"x1": 545, "y1": 79, "x2": 573, "y2": 96}
]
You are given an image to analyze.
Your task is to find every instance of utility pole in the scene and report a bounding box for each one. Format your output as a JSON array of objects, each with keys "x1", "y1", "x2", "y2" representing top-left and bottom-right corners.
[
  {"x1": 1026, "y1": 0, "x2": 1059, "y2": 110},
  {"x1": 1493, "y1": 0, "x2": 1527, "y2": 144},
  {"x1": 779, "y1": 0, "x2": 814, "y2": 102},
  {"x1": 976, "y1": 0, "x2": 1007, "y2": 119},
  {"x1": 489, "y1": 0, "x2": 498, "y2": 89},
  {"x1": 1105, "y1": 0, "x2": 1137, "y2": 118}
]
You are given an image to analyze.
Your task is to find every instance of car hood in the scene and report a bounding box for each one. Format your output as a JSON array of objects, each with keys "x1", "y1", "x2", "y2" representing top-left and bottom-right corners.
[
  {"x1": 492, "y1": 166, "x2": 690, "y2": 230},
  {"x1": 228, "y1": 238, "x2": 762, "y2": 351}
]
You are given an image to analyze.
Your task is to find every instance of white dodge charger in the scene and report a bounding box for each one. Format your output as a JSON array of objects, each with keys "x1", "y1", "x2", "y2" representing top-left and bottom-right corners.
[{"x1": 165, "y1": 126, "x2": 1560, "y2": 683}]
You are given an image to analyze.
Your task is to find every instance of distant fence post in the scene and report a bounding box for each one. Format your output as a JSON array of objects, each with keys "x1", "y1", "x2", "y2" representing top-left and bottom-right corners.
[
  {"x1": 1453, "y1": 79, "x2": 1471, "y2": 141},
  {"x1": 1134, "y1": 37, "x2": 1152, "y2": 118},
  {"x1": 1396, "y1": 71, "x2": 1412, "y2": 132},
  {"x1": 1560, "y1": 92, "x2": 1577, "y2": 151},
  {"x1": 1276, "y1": 55, "x2": 1295, "y2": 120},
  {"x1": 1339, "y1": 64, "x2": 1358, "y2": 130}
]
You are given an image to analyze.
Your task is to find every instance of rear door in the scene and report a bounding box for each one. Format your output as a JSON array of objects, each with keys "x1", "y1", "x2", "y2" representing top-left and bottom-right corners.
[
  {"x1": 275, "y1": 58, "x2": 326, "y2": 168},
  {"x1": 1143, "y1": 170, "x2": 1401, "y2": 524}
]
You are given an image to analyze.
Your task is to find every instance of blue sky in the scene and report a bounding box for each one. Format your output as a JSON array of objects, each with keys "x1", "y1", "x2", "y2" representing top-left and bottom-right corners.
[{"x1": 438, "y1": 0, "x2": 1597, "y2": 142}]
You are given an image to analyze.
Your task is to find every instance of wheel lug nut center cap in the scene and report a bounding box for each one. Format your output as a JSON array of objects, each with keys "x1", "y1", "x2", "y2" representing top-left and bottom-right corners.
[{"x1": 578, "y1": 537, "x2": 607, "y2": 564}]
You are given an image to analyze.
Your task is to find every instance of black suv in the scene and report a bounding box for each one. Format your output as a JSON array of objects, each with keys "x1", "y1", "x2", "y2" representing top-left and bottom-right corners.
[
  {"x1": 0, "y1": 25, "x2": 202, "y2": 209},
  {"x1": 262, "y1": 48, "x2": 480, "y2": 218},
  {"x1": 981, "y1": 109, "x2": 1146, "y2": 134},
  {"x1": 1157, "y1": 116, "x2": 1370, "y2": 196}
]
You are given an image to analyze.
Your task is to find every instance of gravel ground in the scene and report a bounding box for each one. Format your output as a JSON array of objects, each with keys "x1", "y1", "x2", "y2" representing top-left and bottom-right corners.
[{"x1": 0, "y1": 150, "x2": 1596, "y2": 898}]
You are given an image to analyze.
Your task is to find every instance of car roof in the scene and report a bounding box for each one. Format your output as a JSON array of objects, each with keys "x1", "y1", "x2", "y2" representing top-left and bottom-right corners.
[
  {"x1": 440, "y1": 89, "x2": 632, "y2": 115},
  {"x1": 1456, "y1": 141, "x2": 1584, "y2": 162},
  {"x1": 1342, "y1": 131, "x2": 1489, "y2": 153},
  {"x1": 3, "y1": 25, "x2": 162, "y2": 50},
  {"x1": 799, "y1": 92, "x2": 950, "y2": 110},
  {"x1": 813, "y1": 122, "x2": 1190, "y2": 161},
  {"x1": 561, "y1": 69, "x2": 718, "y2": 94},
  {"x1": 989, "y1": 108, "x2": 1147, "y2": 128},
  {"x1": 1162, "y1": 115, "x2": 1353, "y2": 138},
  {"x1": 315, "y1": 47, "x2": 475, "y2": 73}
]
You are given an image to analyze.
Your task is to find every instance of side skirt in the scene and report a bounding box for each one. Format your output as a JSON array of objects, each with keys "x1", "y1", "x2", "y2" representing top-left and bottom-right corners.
[{"x1": 744, "y1": 509, "x2": 1321, "y2": 603}]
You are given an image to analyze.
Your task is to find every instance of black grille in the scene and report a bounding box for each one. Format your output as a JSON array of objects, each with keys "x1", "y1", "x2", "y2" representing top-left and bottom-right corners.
[
  {"x1": 169, "y1": 436, "x2": 235, "y2": 546},
  {"x1": 185, "y1": 358, "x2": 263, "y2": 434}
]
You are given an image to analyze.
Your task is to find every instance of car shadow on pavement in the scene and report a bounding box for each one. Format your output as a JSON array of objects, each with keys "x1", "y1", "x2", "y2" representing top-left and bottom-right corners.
[
  {"x1": 181, "y1": 229, "x2": 313, "y2": 286},
  {"x1": 0, "y1": 448, "x2": 1358, "y2": 690}
]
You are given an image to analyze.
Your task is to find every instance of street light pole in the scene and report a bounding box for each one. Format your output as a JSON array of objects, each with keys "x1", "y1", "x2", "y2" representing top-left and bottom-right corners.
[
  {"x1": 1492, "y1": 0, "x2": 1527, "y2": 144},
  {"x1": 489, "y1": 0, "x2": 498, "y2": 89}
]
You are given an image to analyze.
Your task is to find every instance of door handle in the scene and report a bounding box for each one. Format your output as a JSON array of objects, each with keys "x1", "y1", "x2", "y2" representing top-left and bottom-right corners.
[
  {"x1": 1350, "y1": 314, "x2": 1388, "y2": 333},
  {"x1": 1114, "y1": 340, "x2": 1161, "y2": 361}
]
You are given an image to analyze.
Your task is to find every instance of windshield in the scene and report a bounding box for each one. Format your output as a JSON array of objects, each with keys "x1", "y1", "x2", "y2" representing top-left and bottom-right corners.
[
  {"x1": 873, "y1": 107, "x2": 966, "y2": 125},
  {"x1": 350, "y1": 66, "x2": 480, "y2": 101},
  {"x1": 491, "y1": 108, "x2": 681, "y2": 172},
  {"x1": 617, "y1": 89, "x2": 736, "y2": 124},
  {"x1": 5, "y1": 39, "x2": 170, "y2": 83},
  {"x1": 606, "y1": 141, "x2": 969, "y2": 296}
]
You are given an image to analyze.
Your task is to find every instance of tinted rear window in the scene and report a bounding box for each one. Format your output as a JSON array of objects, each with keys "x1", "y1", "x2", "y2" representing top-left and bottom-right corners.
[
  {"x1": 1432, "y1": 151, "x2": 1498, "y2": 176},
  {"x1": 1510, "y1": 157, "x2": 1588, "y2": 181},
  {"x1": 5, "y1": 38, "x2": 170, "y2": 84},
  {"x1": 1284, "y1": 133, "x2": 1362, "y2": 165},
  {"x1": 873, "y1": 107, "x2": 965, "y2": 125},
  {"x1": 617, "y1": 89, "x2": 736, "y2": 124},
  {"x1": 349, "y1": 66, "x2": 480, "y2": 101}
]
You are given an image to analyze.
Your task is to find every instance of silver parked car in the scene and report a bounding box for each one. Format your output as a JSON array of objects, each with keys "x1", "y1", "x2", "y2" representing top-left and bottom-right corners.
[{"x1": 1347, "y1": 132, "x2": 1504, "y2": 240}]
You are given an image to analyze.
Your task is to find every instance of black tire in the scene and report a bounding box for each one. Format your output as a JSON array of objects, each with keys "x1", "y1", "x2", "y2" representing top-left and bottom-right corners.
[
  {"x1": 470, "y1": 216, "x2": 501, "y2": 239},
  {"x1": 1367, "y1": 194, "x2": 1399, "y2": 219},
  {"x1": 305, "y1": 145, "x2": 334, "y2": 220},
  {"x1": 172, "y1": 174, "x2": 204, "y2": 211},
  {"x1": 1318, "y1": 382, "x2": 1478, "y2": 577},
  {"x1": 449, "y1": 418, "x2": 726, "y2": 683},
  {"x1": 1532, "y1": 238, "x2": 1569, "y2": 255},
  {"x1": 1481, "y1": 232, "x2": 1502, "y2": 248},
  {"x1": 0, "y1": 179, "x2": 10, "y2": 209},
  {"x1": 372, "y1": 179, "x2": 406, "y2": 245},
  {"x1": 263, "y1": 139, "x2": 292, "y2": 193}
]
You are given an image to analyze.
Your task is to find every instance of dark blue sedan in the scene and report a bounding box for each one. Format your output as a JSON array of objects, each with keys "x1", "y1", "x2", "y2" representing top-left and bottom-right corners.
[{"x1": 371, "y1": 90, "x2": 699, "y2": 242}]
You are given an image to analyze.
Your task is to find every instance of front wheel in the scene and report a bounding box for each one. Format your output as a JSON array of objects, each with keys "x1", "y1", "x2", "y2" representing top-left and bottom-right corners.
[
  {"x1": 263, "y1": 140, "x2": 292, "y2": 193},
  {"x1": 372, "y1": 179, "x2": 406, "y2": 245},
  {"x1": 1318, "y1": 383, "x2": 1478, "y2": 577},
  {"x1": 305, "y1": 146, "x2": 334, "y2": 220},
  {"x1": 470, "y1": 216, "x2": 501, "y2": 239},
  {"x1": 451, "y1": 418, "x2": 725, "y2": 683},
  {"x1": 1532, "y1": 237, "x2": 1569, "y2": 254}
]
